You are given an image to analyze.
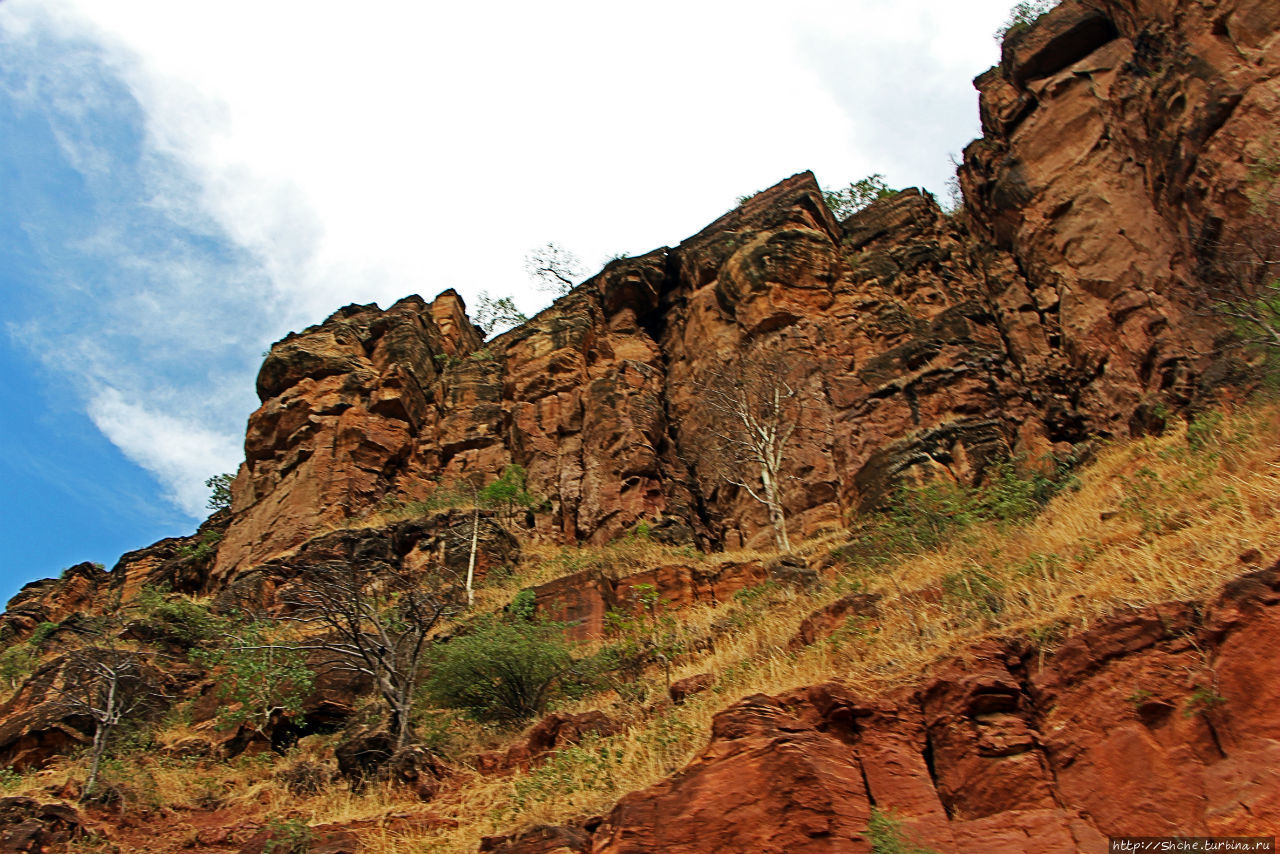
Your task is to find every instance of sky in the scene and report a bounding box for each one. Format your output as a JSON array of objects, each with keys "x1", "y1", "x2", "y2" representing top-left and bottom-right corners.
[{"x1": 0, "y1": 0, "x2": 1023, "y2": 602}]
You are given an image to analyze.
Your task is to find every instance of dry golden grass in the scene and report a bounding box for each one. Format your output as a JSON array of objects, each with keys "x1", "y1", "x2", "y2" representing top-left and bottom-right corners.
[
  {"x1": 387, "y1": 402, "x2": 1280, "y2": 852},
  {"x1": 35, "y1": 402, "x2": 1280, "y2": 853}
]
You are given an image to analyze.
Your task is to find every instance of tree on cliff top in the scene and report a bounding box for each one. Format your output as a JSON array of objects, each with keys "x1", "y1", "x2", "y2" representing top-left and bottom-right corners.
[
  {"x1": 995, "y1": 1, "x2": 1059, "y2": 42},
  {"x1": 474, "y1": 292, "x2": 528, "y2": 337},
  {"x1": 525, "y1": 242, "x2": 583, "y2": 296},
  {"x1": 822, "y1": 174, "x2": 895, "y2": 220}
]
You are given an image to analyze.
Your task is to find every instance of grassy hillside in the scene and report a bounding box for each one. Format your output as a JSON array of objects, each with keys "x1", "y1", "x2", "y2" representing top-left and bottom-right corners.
[{"x1": 2, "y1": 400, "x2": 1278, "y2": 853}]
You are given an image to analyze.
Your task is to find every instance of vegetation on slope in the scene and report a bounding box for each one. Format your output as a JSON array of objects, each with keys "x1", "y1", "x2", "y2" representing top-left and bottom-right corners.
[{"x1": 0, "y1": 398, "x2": 1277, "y2": 852}]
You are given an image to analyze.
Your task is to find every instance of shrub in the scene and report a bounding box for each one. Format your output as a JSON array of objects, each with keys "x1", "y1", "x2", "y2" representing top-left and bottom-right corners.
[
  {"x1": 995, "y1": 1, "x2": 1058, "y2": 42},
  {"x1": 837, "y1": 455, "x2": 1076, "y2": 566},
  {"x1": 180, "y1": 528, "x2": 223, "y2": 562},
  {"x1": 261, "y1": 818, "x2": 313, "y2": 854},
  {"x1": 480, "y1": 464, "x2": 541, "y2": 519},
  {"x1": 823, "y1": 174, "x2": 896, "y2": 219},
  {"x1": 205, "y1": 473, "x2": 234, "y2": 512},
  {"x1": 868, "y1": 807, "x2": 938, "y2": 854},
  {"x1": 191, "y1": 620, "x2": 313, "y2": 736},
  {"x1": 135, "y1": 586, "x2": 220, "y2": 645},
  {"x1": 425, "y1": 618, "x2": 578, "y2": 722},
  {"x1": 0, "y1": 645, "x2": 36, "y2": 691}
]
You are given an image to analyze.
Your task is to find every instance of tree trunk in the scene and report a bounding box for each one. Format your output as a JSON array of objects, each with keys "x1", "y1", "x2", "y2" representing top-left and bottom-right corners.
[
  {"x1": 84, "y1": 722, "x2": 108, "y2": 799},
  {"x1": 466, "y1": 507, "x2": 479, "y2": 608}
]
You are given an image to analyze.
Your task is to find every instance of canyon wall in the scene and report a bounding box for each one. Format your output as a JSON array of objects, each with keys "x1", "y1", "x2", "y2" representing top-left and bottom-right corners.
[{"x1": 198, "y1": 0, "x2": 1278, "y2": 584}]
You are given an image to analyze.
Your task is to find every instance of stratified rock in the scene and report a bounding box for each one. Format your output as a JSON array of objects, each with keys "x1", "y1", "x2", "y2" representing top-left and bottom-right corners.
[{"x1": 575, "y1": 562, "x2": 1280, "y2": 852}]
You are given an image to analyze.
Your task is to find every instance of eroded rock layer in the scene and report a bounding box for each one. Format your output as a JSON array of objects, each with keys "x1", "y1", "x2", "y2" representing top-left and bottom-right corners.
[
  {"x1": 193, "y1": 0, "x2": 1278, "y2": 582},
  {"x1": 496, "y1": 562, "x2": 1280, "y2": 854}
]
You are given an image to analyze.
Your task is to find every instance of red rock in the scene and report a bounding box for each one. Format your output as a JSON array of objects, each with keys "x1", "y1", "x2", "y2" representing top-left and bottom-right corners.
[
  {"x1": 789, "y1": 592, "x2": 881, "y2": 650},
  {"x1": 560, "y1": 563, "x2": 1280, "y2": 852},
  {"x1": 480, "y1": 712, "x2": 618, "y2": 774},
  {"x1": 668, "y1": 673, "x2": 714, "y2": 705}
]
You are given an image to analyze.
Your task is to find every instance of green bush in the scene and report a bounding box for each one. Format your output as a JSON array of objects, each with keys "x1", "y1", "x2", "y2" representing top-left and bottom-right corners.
[
  {"x1": 262, "y1": 818, "x2": 313, "y2": 854},
  {"x1": 425, "y1": 618, "x2": 578, "y2": 722},
  {"x1": 823, "y1": 174, "x2": 895, "y2": 219},
  {"x1": 180, "y1": 528, "x2": 223, "y2": 562},
  {"x1": 868, "y1": 807, "x2": 938, "y2": 854},
  {"x1": 480, "y1": 464, "x2": 541, "y2": 518},
  {"x1": 995, "y1": 1, "x2": 1058, "y2": 42},
  {"x1": 191, "y1": 620, "x2": 314, "y2": 735},
  {"x1": 135, "y1": 586, "x2": 220, "y2": 644},
  {"x1": 838, "y1": 455, "x2": 1075, "y2": 565}
]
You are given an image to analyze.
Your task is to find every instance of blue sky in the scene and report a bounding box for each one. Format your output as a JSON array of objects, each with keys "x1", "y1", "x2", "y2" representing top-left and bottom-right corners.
[{"x1": 0, "y1": 0, "x2": 1022, "y2": 603}]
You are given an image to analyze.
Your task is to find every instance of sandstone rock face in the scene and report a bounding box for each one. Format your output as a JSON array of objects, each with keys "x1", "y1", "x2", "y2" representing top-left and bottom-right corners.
[
  {"x1": 528, "y1": 560, "x2": 770, "y2": 641},
  {"x1": 205, "y1": 0, "x2": 1278, "y2": 576},
  {"x1": 579, "y1": 563, "x2": 1280, "y2": 853},
  {"x1": 961, "y1": 0, "x2": 1280, "y2": 436}
]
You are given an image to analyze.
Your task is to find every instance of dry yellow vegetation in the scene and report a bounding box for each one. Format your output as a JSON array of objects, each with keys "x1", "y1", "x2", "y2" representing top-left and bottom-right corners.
[{"x1": 3, "y1": 401, "x2": 1277, "y2": 853}]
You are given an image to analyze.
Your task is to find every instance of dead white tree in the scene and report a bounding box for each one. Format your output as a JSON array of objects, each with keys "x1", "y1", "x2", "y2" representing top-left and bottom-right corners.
[
  {"x1": 283, "y1": 561, "x2": 462, "y2": 751},
  {"x1": 695, "y1": 349, "x2": 805, "y2": 553},
  {"x1": 56, "y1": 643, "x2": 160, "y2": 799}
]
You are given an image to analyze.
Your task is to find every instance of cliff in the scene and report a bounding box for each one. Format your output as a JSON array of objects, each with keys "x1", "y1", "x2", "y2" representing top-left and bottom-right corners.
[
  {"x1": 185, "y1": 0, "x2": 1275, "y2": 585},
  {"x1": 0, "y1": 0, "x2": 1278, "y2": 850}
]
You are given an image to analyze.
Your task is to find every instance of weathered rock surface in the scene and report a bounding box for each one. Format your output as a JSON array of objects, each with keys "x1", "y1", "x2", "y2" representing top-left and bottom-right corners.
[
  {"x1": 200, "y1": 0, "x2": 1278, "y2": 576},
  {"x1": 0, "y1": 797, "x2": 88, "y2": 853},
  {"x1": 528, "y1": 560, "x2": 771, "y2": 640},
  {"x1": 476, "y1": 711, "x2": 619, "y2": 775},
  {"x1": 561, "y1": 561, "x2": 1280, "y2": 853},
  {"x1": 789, "y1": 592, "x2": 881, "y2": 651}
]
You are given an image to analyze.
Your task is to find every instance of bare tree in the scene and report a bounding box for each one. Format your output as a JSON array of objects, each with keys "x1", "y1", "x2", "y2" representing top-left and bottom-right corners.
[
  {"x1": 55, "y1": 641, "x2": 161, "y2": 799},
  {"x1": 525, "y1": 242, "x2": 583, "y2": 296},
  {"x1": 694, "y1": 349, "x2": 806, "y2": 552},
  {"x1": 282, "y1": 561, "x2": 462, "y2": 751}
]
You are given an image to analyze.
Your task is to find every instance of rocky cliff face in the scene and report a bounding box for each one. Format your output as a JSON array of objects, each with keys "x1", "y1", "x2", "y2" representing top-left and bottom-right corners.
[
  {"x1": 1, "y1": 0, "x2": 1277, "y2": 848},
  {"x1": 501, "y1": 562, "x2": 1280, "y2": 853},
  {"x1": 201, "y1": 0, "x2": 1277, "y2": 583}
]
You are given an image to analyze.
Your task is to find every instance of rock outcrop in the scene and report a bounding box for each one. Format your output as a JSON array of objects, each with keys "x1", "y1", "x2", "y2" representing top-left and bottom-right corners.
[
  {"x1": 188, "y1": 0, "x2": 1277, "y2": 582},
  {"x1": 503, "y1": 561, "x2": 1280, "y2": 853},
  {"x1": 0, "y1": 0, "x2": 1277, "y2": 848}
]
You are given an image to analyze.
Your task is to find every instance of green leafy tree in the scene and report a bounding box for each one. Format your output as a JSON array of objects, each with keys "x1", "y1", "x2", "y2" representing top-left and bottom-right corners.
[
  {"x1": 192, "y1": 620, "x2": 314, "y2": 739},
  {"x1": 205, "y1": 473, "x2": 234, "y2": 512},
  {"x1": 822, "y1": 174, "x2": 895, "y2": 220},
  {"x1": 425, "y1": 617, "x2": 578, "y2": 722},
  {"x1": 0, "y1": 645, "x2": 36, "y2": 692},
  {"x1": 474, "y1": 292, "x2": 529, "y2": 337},
  {"x1": 479, "y1": 464, "x2": 540, "y2": 522},
  {"x1": 995, "y1": 1, "x2": 1059, "y2": 42}
]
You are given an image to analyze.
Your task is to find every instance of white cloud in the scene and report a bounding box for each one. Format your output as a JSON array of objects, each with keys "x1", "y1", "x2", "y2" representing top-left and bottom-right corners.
[
  {"x1": 87, "y1": 386, "x2": 244, "y2": 516},
  {"x1": 0, "y1": 0, "x2": 1020, "y2": 518}
]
